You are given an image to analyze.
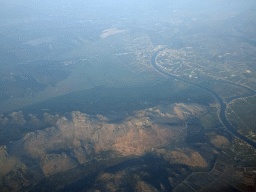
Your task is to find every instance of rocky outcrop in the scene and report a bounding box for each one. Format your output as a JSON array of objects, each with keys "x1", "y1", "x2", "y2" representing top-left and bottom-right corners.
[
  {"x1": 0, "y1": 102, "x2": 208, "y2": 191},
  {"x1": 9, "y1": 103, "x2": 207, "y2": 175},
  {"x1": 113, "y1": 125, "x2": 173, "y2": 156},
  {"x1": 156, "y1": 148, "x2": 208, "y2": 168},
  {"x1": 22, "y1": 126, "x2": 62, "y2": 158},
  {"x1": 0, "y1": 111, "x2": 60, "y2": 129},
  {"x1": 73, "y1": 147, "x2": 87, "y2": 164},
  {"x1": 0, "y1": 145, "x2": 42, "y2": 192},
  {"x1": 0, "y1": 111, "x2": 60, "y2": 147},
  {"x1": 0, "y1": 146, "x2": 17, "y2": 176},
  {"x1": 41, "y1": 153, "x2": 78, "y2": 176},
  {"x1": 0, "y1": 114, "x2": 9, "y2": 125},
  {"x1": 9, "y1": 111, "x2": 26, "y2": 125},
  {"x1": 210, "y1": 134, "x2": 230, "y2": 148}
]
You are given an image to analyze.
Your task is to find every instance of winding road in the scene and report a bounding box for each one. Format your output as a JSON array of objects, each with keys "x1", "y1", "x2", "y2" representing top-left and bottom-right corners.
[{"x1": 151, "y1": 47, "x2": 256, "y2": 149}]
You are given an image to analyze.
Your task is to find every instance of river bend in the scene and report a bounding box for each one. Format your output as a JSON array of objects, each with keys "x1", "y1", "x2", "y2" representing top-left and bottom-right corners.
[{"x1": 151, "y1": 47, "x2": 256, "y2": 149}]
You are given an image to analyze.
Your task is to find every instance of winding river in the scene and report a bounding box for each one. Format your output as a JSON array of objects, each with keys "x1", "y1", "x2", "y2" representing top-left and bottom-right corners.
[
  {"x1": 151, "y1": 47, "x2": 256, "y2": 149},
  {"x1": 56, "y1": 46, "x2": 256, "y2": 192}
]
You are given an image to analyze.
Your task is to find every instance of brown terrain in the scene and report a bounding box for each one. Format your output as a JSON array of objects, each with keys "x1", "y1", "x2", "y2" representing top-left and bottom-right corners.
[
  {"x1": 156, "y1": 148, "x2": 208, "y2": 168},
  {"x1": 0, "y1": 102, "x2": 215, "y2": 191},
  {"x1": 1, "y1": 101, "x2": 253, "y2": 192}
]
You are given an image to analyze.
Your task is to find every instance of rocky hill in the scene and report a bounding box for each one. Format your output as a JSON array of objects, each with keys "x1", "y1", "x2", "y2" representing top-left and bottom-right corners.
[{"x1": 0, "y1": 102, "x2": 208, "y2": 191}]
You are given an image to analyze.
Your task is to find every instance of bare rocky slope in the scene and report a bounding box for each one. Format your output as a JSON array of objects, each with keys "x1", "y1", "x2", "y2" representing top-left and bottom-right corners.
[{"x1": 0, "y1": 102, "x2": 211, "y2": 191}]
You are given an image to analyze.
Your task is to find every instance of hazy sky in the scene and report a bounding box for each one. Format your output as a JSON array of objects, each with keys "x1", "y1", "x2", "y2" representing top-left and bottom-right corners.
[{"x1": 1, "y1": 0, "x2": 255, "y2": 20}]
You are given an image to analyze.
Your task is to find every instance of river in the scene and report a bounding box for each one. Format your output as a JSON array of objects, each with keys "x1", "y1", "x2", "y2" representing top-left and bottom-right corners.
[
  {"x1": 56, "y1": 46, "x2": 256, "y2": 192},
  {"x1": 151, "y1": 46, "x2": 256, "y2": 149}
]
